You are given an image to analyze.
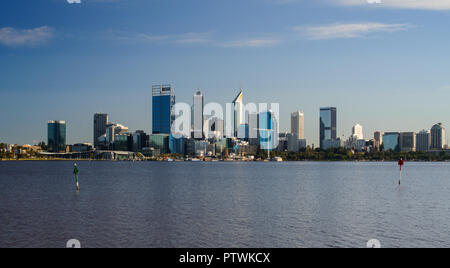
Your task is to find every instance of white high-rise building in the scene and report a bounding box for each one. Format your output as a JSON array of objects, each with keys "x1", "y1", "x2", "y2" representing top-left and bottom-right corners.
[
  {"x1": 291, "y1": 111, "x2": 304, "y2": 139},
  {"x1": 193, "y1": 89, "x2": 204, "y2": 139},
  {"x1": 106, "y1": 123, "x2": 128, "y2": 144},
  {"x1": 352, "y1": 124, "x2": 364, "y2": 140},
  {"x1": 232, "y1": 90, "x2": 244, "y2": 137},
  {"x1": 431, "y1": 123, "x2": 446, "y2": 150}
]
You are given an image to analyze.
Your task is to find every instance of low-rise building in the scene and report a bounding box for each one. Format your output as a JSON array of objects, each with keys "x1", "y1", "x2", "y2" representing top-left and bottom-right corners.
[
  {"x1": 382, "y1": 132, "x2": 400, "y2": 152},
  {"x1": 322, "y1": 139, "x2": 343, "y2": 150},
  {"x1": 149, "y1": 134, "x2": 169, "y2": 154},
  {"x1": 416, "y1": 130, "x2": 431, "y2": 152},
  {"x1": 72, "y1": 143, "x2": 94, "y2": 152},
  {"x1": 400, "y1": 132, "x2": 417, "y2": 152}
]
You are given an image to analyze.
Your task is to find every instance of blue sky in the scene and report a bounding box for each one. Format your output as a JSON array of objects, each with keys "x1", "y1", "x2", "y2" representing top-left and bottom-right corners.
[{"x1": 1, "y1": 0, "x2": 450, "y2": 146}]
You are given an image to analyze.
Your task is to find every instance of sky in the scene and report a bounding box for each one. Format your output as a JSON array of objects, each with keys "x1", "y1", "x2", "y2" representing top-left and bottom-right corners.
[{"x1": 1, "y1": 0, "x2": 450, "y2": 146}]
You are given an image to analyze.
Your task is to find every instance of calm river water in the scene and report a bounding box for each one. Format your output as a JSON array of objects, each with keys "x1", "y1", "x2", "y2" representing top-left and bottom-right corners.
[{"x1": 0, "y1": 161, "x2": 449, "y2": 248}]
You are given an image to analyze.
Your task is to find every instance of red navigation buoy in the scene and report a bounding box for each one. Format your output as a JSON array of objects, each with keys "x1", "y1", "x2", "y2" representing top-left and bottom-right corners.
[
  {"x1": 398, "y1": 158, "x2": 404, "y2": 171},
  {"x1": 398, "y1": 158, "x2": 404, "y2": 185}
]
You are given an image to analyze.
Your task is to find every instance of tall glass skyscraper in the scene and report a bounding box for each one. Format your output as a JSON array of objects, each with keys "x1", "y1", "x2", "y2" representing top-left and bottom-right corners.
[
  {"x1": 93, "y1": 113, "x2": 108, "y2": 148},
  {"x1": 152, "y1": 84, "x2": 175, "y2": 135},
  {"x1": 320, "y1": 107, "x2": 337, "y2": 149},
  {"x1": 259, "y1": 110, "x2": 278, "y2": 150},
  {"x1": 431, "y1": 123, "x2": 446, "y2": 150},
  {"x1": 48, "y1": 120, "x2": 66, "y2": 152}
]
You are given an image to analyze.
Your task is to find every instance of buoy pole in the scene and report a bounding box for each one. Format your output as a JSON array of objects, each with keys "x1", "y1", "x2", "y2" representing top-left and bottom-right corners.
[
  {"x1": 398, "y1": 158, "x2": 404, "y2": 186},
  {"x1": 74, "y1": 163, "x2": 79, "y2": 192}
]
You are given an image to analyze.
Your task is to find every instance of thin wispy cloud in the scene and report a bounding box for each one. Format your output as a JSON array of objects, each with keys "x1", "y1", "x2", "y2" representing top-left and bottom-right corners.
[
  {"x1": 268, "y1": 0, "x2": 450, "y2": 10},
  {"x1": 104, "y1": 30, "x2": 213, "y2": 45},
  {"x1": 333, "y1": 0, "x2": 450, "y2": 10},
  {"x1": 105, "y1": 30, "x2": 280, "y2": 48},
  {"x1": 103, "y1": 21, "x2": 411, "y2": 48},
  {"x1": 222, "y1": 38, "x2": 281, "y2": 48},
  {"x1": 0, "y1": 26, "x2": 53, "y2": 47},
  {"x1": 174, "y1": 32, "x2": 213, "y2": 44},
  {"x1": 103, "y1": 30, "x2": 169, "y2": 44},
  {"x1": 296, "y1": 22, "x2": 412, "y2": 40}
]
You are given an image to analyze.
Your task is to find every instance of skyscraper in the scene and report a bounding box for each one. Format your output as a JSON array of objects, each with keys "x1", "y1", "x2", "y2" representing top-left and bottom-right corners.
[
  {"x1": 207, "y1": 117, "x2": 224, "y2": 139},
  {"x1": 431, "y1": 123, "x2": 446, "y2": 150},
  {"x1": 320, "y1": 107, "x2": 337, "y2": 149},
  {"x1": 94, "y1": 113, "x2": 108, "y2": 148},
  {"x1": 352, "y1": 124, "x2": 364, "y2": 140},
  {"x1": 291, "y1": 111, "x2": 304, "y2": 139},
  {"x1": 47, "y1": 120, "x2": 66, "y2": 152},
  {"x1": 259, "y1": 110, "x2": 278, "y2": 151},
  {"x1": 133, "y1": 130, "x2": 149, "y2": 152},
  {"x1": 193, "y1": 89, "x2": 204, "y2": 139},
  {"x1": 416, "y1": 130, "x2": 430, "y2": 152},
  {"x1": 248, "y1": 112, "x2": 259, "y2": 146},
  {"x1": 152, "y1": 84, "x2": 175, "y2": 135},
  {"x1": 374, "y1": 131, "x2": 383, "y2": 151},
  {"x1": 232, "y1": 90, "x2": 244, "y2": 137}
]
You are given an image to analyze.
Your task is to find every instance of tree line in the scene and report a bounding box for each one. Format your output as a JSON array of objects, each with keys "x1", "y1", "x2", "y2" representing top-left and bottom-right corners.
[{"x1": 258, "y1": 147, "x2": 450, "y2": 162}]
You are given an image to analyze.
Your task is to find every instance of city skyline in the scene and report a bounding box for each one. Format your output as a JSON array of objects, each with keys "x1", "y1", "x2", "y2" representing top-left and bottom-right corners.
[
  {"x1": 1, "y1": 0, "x2": 450, "y2": 145},
  {"x1": 1, "y1": 85, "x2": 449, "y2": 148}
]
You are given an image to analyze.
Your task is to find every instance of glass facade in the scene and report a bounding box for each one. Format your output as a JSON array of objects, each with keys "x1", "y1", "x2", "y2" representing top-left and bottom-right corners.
[
  {"x1": 383, "y1": 132, "x2": 400, "y2": 152},
  {"x1": 431, "y1": 123, "x2": 445, "y2": 150},
  {"x1": 215, "y1": 138, "x2": 227, "y2": 154},
  {"x1": 93, "y1": 113, "x2": 108, "y2": 148},
  {"x1": 238, "y1": 124, "x2": 249, "y2": 140},
  {"x1": 320, "y1": 107, "x2": 337, "y2": 149},
  {"x1": 149, "y1": 134, "x2": 169, "y2": 154},
  {"x1": 132, "y1": 131, "x2": 149, "y2": 152},
  {"x1": 114, "y1": 133, "x2": 133, "y2": 151},
  {"x1": 169, "y1": 135, "x2": 186, "y2": 155},
  {"x1": 152, "y1": 85, "x2": 175, "y2": 135},
  {"x1": 400, "y1": 132, "x2": 416, "y2": 152},
  {"x1": 48, "y1": 121, "x2": 66, "y2": 152},
  {"x1": 259, "y1": 111, "x2": 274, "y2": 150},
  {"x1": 416, "y1": 130, "x2": 430, "y2": 152}
]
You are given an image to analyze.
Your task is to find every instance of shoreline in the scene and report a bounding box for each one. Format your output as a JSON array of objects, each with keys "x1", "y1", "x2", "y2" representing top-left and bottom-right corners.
[{"x1": 1, "y1": 159, "x2": 450, "y2": 163}]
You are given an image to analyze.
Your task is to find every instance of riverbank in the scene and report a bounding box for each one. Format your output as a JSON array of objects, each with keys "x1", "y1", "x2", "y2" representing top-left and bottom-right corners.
[{"x1": 2, "y1": 158, "x2": 450, "y2": 162}]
